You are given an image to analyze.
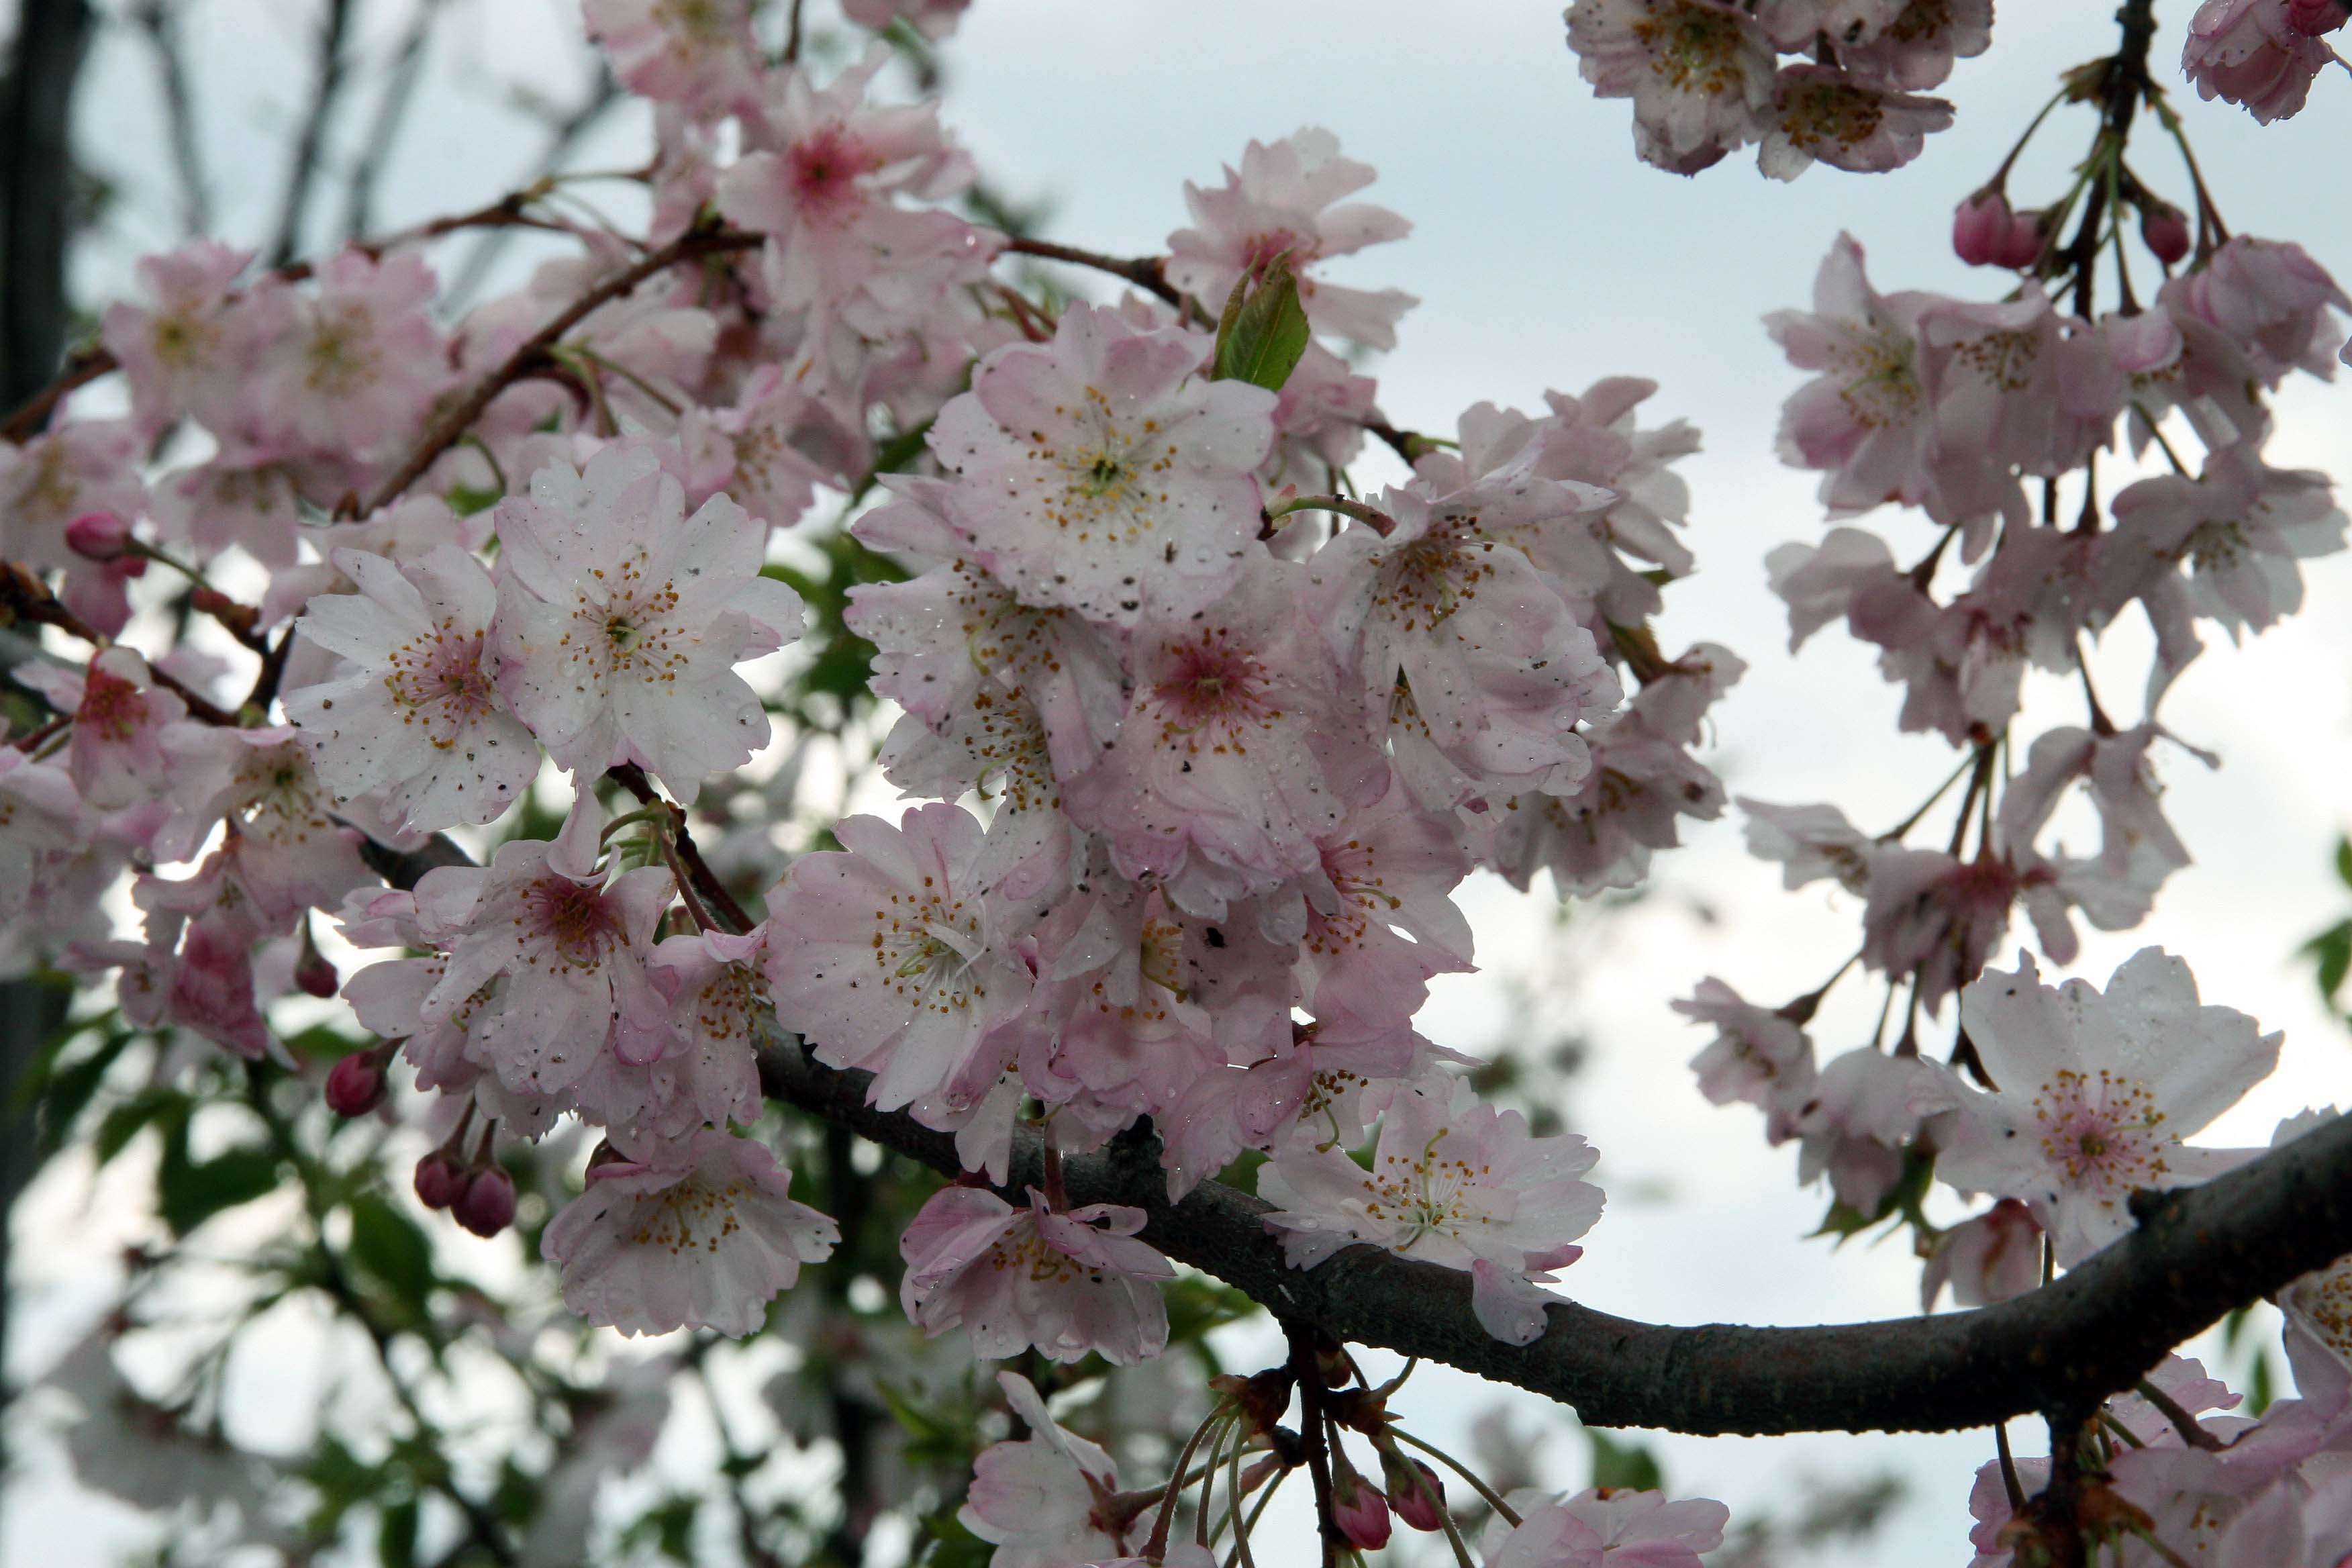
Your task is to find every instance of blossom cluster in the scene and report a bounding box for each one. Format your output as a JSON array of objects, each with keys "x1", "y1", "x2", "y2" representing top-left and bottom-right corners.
[
  {"x1": 1563, "y1": 0, "x2": 1990, "y2": 178},
  {"x1": 0, "y1": 0, "x2": 1736, "y2": 1372}
]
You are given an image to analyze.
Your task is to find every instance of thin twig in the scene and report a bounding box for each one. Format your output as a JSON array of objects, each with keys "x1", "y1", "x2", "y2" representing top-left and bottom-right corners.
[{"x1": 268, "y1": 0, "x2": 356, "y2": 267}]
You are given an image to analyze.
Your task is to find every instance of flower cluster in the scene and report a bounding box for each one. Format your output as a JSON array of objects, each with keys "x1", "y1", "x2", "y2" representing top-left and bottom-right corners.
[{"x1": 1564, "y1": 0, "x2": 1988, "y2": 178}]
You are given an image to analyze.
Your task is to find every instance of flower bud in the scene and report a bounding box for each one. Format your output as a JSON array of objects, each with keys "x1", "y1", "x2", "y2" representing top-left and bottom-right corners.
[
  {"x1": 1380, "y1": 1449, "x2": 1447, "y2": 1532},
  {"x1": 1993, "y1": 207, "x2": 2051, "y2": 271},
  {"x1": 1332, "y1": 1459, "x2": 1391, "y2": 1550},
  {"x1": 324, "y1": 1050, "x2": 387, "y2": 1118},
  {"x1": 64, "y1": 511, "x2": 133, "y2": 562},
  {"x1": 2287, "y1": 0, "x2": 2349, "y2": 36},
  {"x1": 1951, "y1": 191, "x2": 2010, "y2": 266},
  {"x1": 454, "y1": 1167, "x2": 518, "y2": 1238},
  {"x1": 2140, "y1": 203, "x2": 2192, "y2": 266},
  {"x1": 296, "y1": 948, "x2": 342, "y2": 999},
  {"x1": 413, "y1": 1149, "x2": 469, "y2": 1210}
]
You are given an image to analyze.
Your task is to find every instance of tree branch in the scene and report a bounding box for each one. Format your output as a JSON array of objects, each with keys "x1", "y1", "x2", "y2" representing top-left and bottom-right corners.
[
  {"x1": 340, "y1": 0, "x2": 452, "y2": 242},
  {"x1": 131, "y1": 0, "x2": 212, "y2": 238},
  {"x1": 352, "y1": 225, "x2": 760, "y2": 517},
  {"x1": 268, "y1": 0, "x2": 356, "y2": 268},
  {"x1": 752, "y1": 1020, "x2": 2352, "y2": 1438}
]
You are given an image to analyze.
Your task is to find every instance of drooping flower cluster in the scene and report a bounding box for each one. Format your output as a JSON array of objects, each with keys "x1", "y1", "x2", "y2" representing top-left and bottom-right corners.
[{"x1": 1563, "y1": 0, "x2": 1986, "y2": 178}]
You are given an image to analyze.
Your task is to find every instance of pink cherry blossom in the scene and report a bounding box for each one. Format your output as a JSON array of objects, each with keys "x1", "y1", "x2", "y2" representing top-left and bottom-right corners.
[
  {"x1": 491, "y1": 443, "x2": 805, "y2": 800},
  {"x1": 1061, "y1": 558, "x2": 1386, "y2": 918},
  {"x1": 1839, "y1": 0, "x2": 1994, "y2": 91},
  {"x1": 1306, "y1": 470, "x2": 1620, "y2": 807},
  {"x1": 842, "y1": 0, "x2": 971, "y2": 38},
  {"x1": 1260, "y1": 1077, "x2": 1603, "y2": 1344},
  {"x1": 959, "y1": 1371, "x2": 1129, "y2": 1567},
  {"x1": 2165, "y1": 236, "x2": 2351, "y2": 384},
  {"x1": 2104, "y1": 439, "x2": 2347, "y2": 644},
  {"x1": 2184, "y1": 0, "x2": 2345, "y2": 124},
  {"x1": 1479, "y1": 1485, "x2": 1730, "y2": 1568},
  {"x1": 246, "y1": 250, "x2": 450, "y2": 462},
  {"x1": 899, "y1": 1185, "x2": 1174, "y2": 1364},
  {"x1": 1739, "y1": 797, "x2": 1875, "y2": 894},
  {"x1": 98, "y1": 240, "x2": 254, "y2": 437},
  {"x1": 153, "y1": 726, "x2": 375, "y2": 919},
  {"x1": 1921, "y1": 1197, "x2": 2044, "y2": 1310},
  {"x1": 0, "y1": 420, "x2": 148, "y2": 576},
  {"x1": 419, "y1": 796, "x2": 674, "y2": 1098},
  {"x1": 285, "y1": 545, "x2": 540, "y2": 834},
  {"x1": 1566, "y1": 0, "x2": 1778, "y2": 175},
  {"x1": 1675, "y1": 977, "x2": 1817, "y2": 1142},
  {"x1": 542, "y1": 1129, "x2": 839, "y2": 1337},
  {"x1": 1941, "y1": 949, "x2": 2282, "y2": 1265},
  {"x1": 582, "y1": 0, "x2": 761, "y2": 119},
  {"x1": 1791, "y1": 1046, "x2": 1959, "y2": 1214},
  {"x1": 1760, "y1": 65, "x2": 1952, "y2": 180},
  {"x1": 15, "y1": 648, "x2": 186, "y2": 811},
  {"x1": 927, "y1": 303, "x2": 1277, "y2": 627},
  {"x1": 762, "y1": 803, "x2": 1034, "y2": 1114},
  {"x1": 1164, "y1": 128, "x2": 1417, "y2": 349}
]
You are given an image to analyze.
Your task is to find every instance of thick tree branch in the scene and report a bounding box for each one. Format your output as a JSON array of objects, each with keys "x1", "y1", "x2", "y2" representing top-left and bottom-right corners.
[{"x1": 753, "y1": 1020, "x2": 2352, "y2": 1438}]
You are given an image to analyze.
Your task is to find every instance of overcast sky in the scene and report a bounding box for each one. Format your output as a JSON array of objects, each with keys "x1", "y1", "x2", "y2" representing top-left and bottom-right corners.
[{"x1": 15, "y1": 2, "x2": 2352, "y2": 1563}]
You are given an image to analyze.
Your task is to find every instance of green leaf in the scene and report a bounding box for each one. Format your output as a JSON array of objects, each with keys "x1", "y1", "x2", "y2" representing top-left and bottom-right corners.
[
  {"x1": 1212, "y1": 254, "x2": 1311, "y2": 393},
  {"x1": 37, "y1": 1030, "x2": 136, "y2": 1159},
  {"x1": 2335, "y1": 836, "x2": 2352, "y2": 889},
  {"x1": 917, "y1": 1510, "x2": 996, "y2": 1568},
  {"x1": 158, "y1": 1132, "x2": 283, "y2": 1237},
  {"x1": 377, "y1": 1496, "x2": 419, "y2": 1568},
  {"x1": 2304, "y1": 920, "x2": 2352, "y2": 1001},
  {"x1": 348, "y1": 1192, "x2": 436, "y2": 1310},
  {"x1": 1587, "y1": 1428, "x2": 1664, "y2": 1493},
  {"x1": 445, "y1": 483, "x2": 502, "y2": 517},
  {"x1": 2249, "y1": 1347, "x2": 2277, "y2": 1416},
  {"x1": 96, "y1": 1087, "x2": 187, "y2": 1167}
]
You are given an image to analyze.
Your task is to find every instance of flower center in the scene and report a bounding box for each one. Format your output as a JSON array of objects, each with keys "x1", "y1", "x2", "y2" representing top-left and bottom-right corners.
[
  {"x1": 526, "y1": 876, "x2": 624, "y2": 967},
  {"x1": 2032, "y1": 1067, "x2": 2171, "y2": 1195}
]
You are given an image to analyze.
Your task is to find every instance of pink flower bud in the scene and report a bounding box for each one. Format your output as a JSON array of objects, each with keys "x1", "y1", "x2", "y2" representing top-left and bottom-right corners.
[
  {"x1": 1993, "y1": 208, "x2": 2051, "y2": 271},
  {"x1": 296, "y1": 949, "x2": 342, "y2": 999},
  {"x1": 324, "y1": 1050, "x2": 387, "y2": 1118},
  {"x1": 454, "y1": 1167, "x2": 518, "y2": 1238},
  {"x1": 413, "y1": 1150, "x2": 469, "y2": 1210},
  {"x1": 1951, "y1": 191, "x2": 2010, "y2": 267},
  {"x1": 2141, "y1": 204, "x2": 2192, "y2": 266},
  {"x1": 1332, "y1": 1461, "x2": 1392, "y2": 1550},
  {"x1": 64, "y1": 511, "x2": 133, "y2": 562},
  {"x1": 1381, "y1": 1451, "x2": 1447, "y2": 1532},
  {"x1": 2287, "y1": 0, "x2": 2348, "y2": 36}
]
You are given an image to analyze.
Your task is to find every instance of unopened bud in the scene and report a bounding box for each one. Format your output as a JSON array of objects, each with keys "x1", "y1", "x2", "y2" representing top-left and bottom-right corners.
[
  {"x1": 324, "y1": 1050, "x2": 386, "y2": 1118},
  {"x1": 1332, "y1": 1460, "x2": 1392, "y2": 1551},
  {"x1": 454, "y1": 1167, "x2": 518, "y2": 1238},
  {"x1": 1377, "y1": 1444, "x2": 1447, "y2": 1531},
  {"x1": 1993, "y1": 208, "x2": 2051, "y2": 271},
  {"x1": 1951, "y1": 191, "x2": 2010, "y2": 267},
  {"x1": 413, "y1": 1149, "x2": 469, "y2": 1210},
  {"x1": 2140, "y1": 203, "x2": 2192, "y2": 266},
  {"x1": 296, "y1": 948, "x2": 341, "y2": 999},
  {"x1": 64, "y1": 511, "x2": 133, "y2": 563}
]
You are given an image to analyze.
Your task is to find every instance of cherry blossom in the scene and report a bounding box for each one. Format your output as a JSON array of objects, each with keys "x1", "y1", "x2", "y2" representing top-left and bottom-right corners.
[
  {"x1": 1565, "y1": 0, "x2": 1778, "y2": 174},
  {"x1": 959, "y1": 1371, "x2": 1130, "y2": 1567},
  {"x1": 1260, "y1": 1077, "x2": 1604, "y2": 1344},
  {"x1": 1941, "y1": 949, "x2": 2282, "y2": 1265},
  {"x1": 583, "y1": 0, "x2": 761, "y2": 119},
  {"x1": 97, "y1": 240, "x2": 254, "y2": 438},
  {"x1": 2184, "y1": 0, "x2": 2346, "y2": 123},
  {"x1": 1164, "y1": 128, "x2": 1417, "y2": 349},
  {"x1": 15, "y1": 647, "x2": 185, "y2": 811},
  {"x1": 1063, "y1": 558, "x2": 1386, "y2": 918},
  {"x1": 1480, "y1": 1485, "x2": 1730, "y2": 1568},
  {"x1": 926, "y1": 303, "x2": 1277, "y2": 626},
  {"x1": 1760, "y1": 64, "x2": 1953, "y2": 180},
  {"x1": 762, "y1": 803, "x2": 1034, "y2": 1115},
  {"x1": 898, "y1": 1184, "x2": 1174, "y2": 1364},
  {"x1": 491, "y1": 443, "x2": 805, "y2": 799},
  {"x1": 542, "y1": 1129, "x2": 839, "y2": 1337},
  {"x1": 285, "y1": 545, "x2": 540, "y2": 834},
  {"x1": 417, "y1": 795, "x2": 673, "y2": 1098}
]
